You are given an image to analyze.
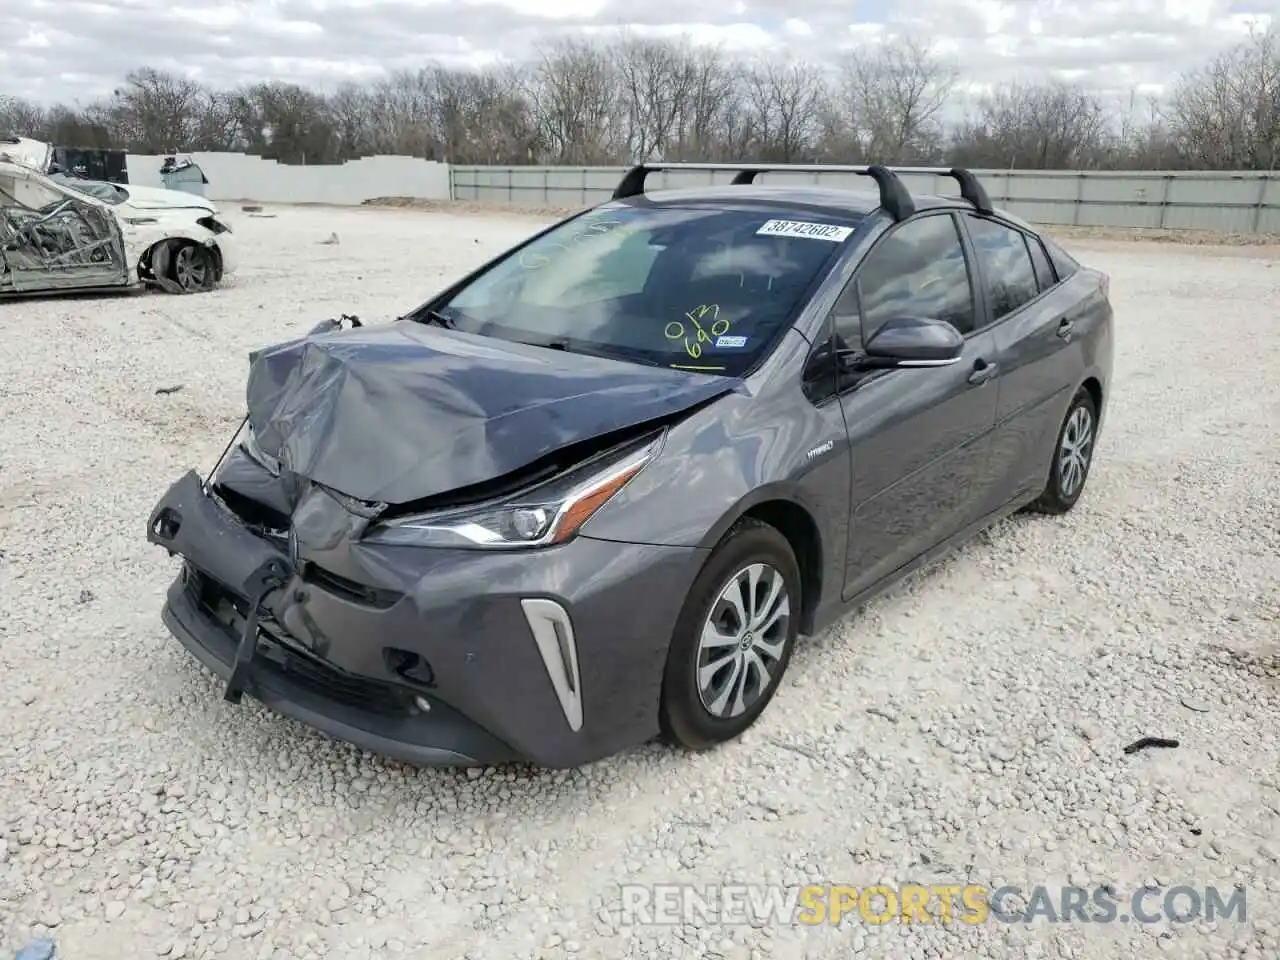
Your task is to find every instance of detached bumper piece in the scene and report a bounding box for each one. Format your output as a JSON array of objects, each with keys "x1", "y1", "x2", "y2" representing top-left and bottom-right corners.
[
  {"x1": 222, "y1": 557, "x2": 291, "y2": 705},
  {"x1": 147, "y1": 471, "x2": 519, "y2": 767}
]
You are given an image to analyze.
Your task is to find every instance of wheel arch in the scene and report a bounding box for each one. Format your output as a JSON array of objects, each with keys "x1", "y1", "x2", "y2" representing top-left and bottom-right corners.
[
  {"x1": 699, "y1": 489, "x2": 825, "y2": 635},
  {"x1": 1077, "y1": 370, "x2": 1106, "y2": 433},
  {"x1": 1080, "y1": 374, "x2": 1102, "y2": 411},
  {"x1": 138, "y1": 236, "x2": 222, "y2": 289}
]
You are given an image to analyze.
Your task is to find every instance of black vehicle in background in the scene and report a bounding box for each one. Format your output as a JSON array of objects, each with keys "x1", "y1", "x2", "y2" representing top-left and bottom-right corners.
[{"x1": 49, "y1": 146, "x2": 129, "y2": 183}]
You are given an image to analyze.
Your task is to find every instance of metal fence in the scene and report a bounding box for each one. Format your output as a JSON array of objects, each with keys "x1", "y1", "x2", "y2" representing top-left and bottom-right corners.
[{"x1": 450, "y1": 165, "x2": 1280, "y2": 233}]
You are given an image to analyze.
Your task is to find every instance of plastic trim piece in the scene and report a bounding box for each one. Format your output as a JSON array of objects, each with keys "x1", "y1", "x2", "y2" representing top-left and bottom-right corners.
[{"x1": 520, "y1": 598, "x2": 584, "y2": 732}]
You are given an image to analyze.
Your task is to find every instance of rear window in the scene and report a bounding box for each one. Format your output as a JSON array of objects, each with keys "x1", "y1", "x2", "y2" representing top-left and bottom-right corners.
[
  {"x1": 1041, "y1": 236, "x2": 1080, "y2": 281},
  {"x1": 437, "y1": 205, "x2": 858, "y2": 376}
]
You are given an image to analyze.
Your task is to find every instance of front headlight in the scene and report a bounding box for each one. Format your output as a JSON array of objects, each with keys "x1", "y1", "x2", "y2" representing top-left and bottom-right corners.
[
  {"x1": 197, "y1": 214, "x2": 232, "y2": 235},
  {"x1": 363, "y1": 434, "x2": 662, "y2": 550}
]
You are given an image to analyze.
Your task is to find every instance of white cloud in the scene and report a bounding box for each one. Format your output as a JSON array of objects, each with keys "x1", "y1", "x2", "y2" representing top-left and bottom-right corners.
[{"x1": 0, "y1": 0, "x2": 1277, "y2": 103}]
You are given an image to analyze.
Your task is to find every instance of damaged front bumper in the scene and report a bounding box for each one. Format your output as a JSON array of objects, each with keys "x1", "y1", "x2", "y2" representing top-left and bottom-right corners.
[{"x1": 146, "y1": 470, "x2": 705, "y2": 768}]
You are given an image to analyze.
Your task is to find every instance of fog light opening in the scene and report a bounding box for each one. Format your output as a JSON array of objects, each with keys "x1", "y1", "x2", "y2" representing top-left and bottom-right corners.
[{"x1": 413, "y1": 695, "x2": 431, "y2": 713}]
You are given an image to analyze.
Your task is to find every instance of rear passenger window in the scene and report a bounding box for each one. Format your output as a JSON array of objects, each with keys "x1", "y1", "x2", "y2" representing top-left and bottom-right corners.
[
  {"x1": 964, "y1": 215, "x2": 1039, "y2": 320},
  {"x1": 1043, "y1": 238, "x2": 1080, "y2": 281},
  {"x1": 1025, "y1": 234, "x2": 1056, "y2": 292}
]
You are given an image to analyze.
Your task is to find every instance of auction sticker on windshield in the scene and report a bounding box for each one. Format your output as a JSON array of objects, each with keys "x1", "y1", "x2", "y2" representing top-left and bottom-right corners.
[{"x1": 756, "y1": 220, "x2": 854, "y2": 242}]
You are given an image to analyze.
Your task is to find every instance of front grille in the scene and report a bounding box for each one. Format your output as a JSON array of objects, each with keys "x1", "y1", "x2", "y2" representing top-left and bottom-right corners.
[
  {"x1": 213, "y1": 484, "x2": 291, "y2": 532},
  {"x1": 187, "y1": 568, "x2": 414, "y2": 717},
  {"x1": 256, "y1": 632, "x2": 414, "y2": 716}
]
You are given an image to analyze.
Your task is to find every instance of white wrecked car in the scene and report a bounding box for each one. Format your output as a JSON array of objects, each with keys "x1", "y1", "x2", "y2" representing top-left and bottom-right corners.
[{"x1": 1, "y1": 137, "x2": 236, "y2": 297}]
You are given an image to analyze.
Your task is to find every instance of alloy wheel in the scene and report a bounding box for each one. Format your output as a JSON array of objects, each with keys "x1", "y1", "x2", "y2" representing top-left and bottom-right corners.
[
  {"x1": 1059, "y1": 404, "x2": 1094, "y2": 499},
  {"x1": 695, "y1": 562, "x2": 791, "y2": 719},
  {"x1": 174, "y1": 245, "x2": 208, "y2": 291}
]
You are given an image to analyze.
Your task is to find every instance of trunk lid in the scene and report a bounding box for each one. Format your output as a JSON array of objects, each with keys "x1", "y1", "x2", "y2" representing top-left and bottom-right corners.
[{"x1": 245, "y1": 321, "x2": 738, "y2": 505}]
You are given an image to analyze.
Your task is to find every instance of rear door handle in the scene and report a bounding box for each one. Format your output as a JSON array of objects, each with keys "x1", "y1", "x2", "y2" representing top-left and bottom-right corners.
[
  {"x1": 968, "y1": 358, "x2": 999, "y2": 385},
  {"x1": 1057, "y1": 318, "x2": 1074, "y2": 339}
]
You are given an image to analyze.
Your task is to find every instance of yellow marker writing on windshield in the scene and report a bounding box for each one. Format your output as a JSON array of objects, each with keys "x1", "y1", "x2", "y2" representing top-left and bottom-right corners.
[{"x1": 665, "y1": 304, "x2": 730, "y2": 359}]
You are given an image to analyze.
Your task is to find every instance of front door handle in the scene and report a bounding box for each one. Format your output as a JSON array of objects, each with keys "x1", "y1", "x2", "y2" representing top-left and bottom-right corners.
[
  {"x1": 1057, "y1": 318, "x2": 1074, "y2": 339},
  {"x1": 968, "y1": 358, "x2": 999, "y2": 385}
]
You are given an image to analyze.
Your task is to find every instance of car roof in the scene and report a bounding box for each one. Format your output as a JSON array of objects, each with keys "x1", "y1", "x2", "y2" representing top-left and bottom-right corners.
[
  {"x1": 608, "y1": 183, "x2": 1030, "y2": 232},
  {"x1": 614, "y1": 183, "x2": 968, "y2": 217}
]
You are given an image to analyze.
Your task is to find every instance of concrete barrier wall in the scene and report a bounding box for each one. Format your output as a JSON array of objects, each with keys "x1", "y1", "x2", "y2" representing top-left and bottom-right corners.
[
  {"x1": 102, "y1": 154, "x2": 1280, "y2": 231},
  {"x1": 452, "y1": 165, "x2": 1280, "y2": 233},
  {"x1": 123, "y1": 152, "x2": 451, "y2": 205}
]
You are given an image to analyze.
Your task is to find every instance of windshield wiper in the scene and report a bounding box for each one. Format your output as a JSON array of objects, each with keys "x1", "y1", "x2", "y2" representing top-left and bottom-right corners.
[
  {"x1": 408, "y1": 307, "x2": 456, "y2": 328},
  {"x1": 541, "y1": 339, "x2": 661, "y2": 367}
]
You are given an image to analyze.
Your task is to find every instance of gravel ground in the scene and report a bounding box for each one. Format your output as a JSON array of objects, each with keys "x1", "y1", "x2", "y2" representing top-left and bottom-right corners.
[{"x1": 1, "y1": 205, "x2": 1278, "y2": 960}]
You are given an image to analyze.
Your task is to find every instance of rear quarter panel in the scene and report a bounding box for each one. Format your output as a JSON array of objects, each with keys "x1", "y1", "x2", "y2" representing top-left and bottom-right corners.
[{"x1": 991, "y1": 264, "x2": 1113, "y2": 497}]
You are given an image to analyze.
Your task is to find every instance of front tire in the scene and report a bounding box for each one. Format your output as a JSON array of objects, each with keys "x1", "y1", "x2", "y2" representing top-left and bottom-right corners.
[
  {"x1": 170, "y1": 242, "x2": 214, "y2": 292},
  {"x1": 659, "y1": 519, "x2": 800, "y2": 751},
  {"x1": 1028, "y1": 386, "x2": 1098, "y2": 515}
]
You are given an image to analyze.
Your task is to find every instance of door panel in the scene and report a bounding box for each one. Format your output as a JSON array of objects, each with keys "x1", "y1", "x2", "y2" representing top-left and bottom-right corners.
[
  {"x1": 830, "y1": 212, "x2": 1000, "y2": 600},
  {"x1": 987, "y1": 287, "x2": 1085, "y2": 497},
  {"x1": 0, "y1": 171, "x2": 128, "y2": 292},
  {"x1": 970, "y1": 225, "x2": 1086, "y2": 499},
  {"x1": 840, "y1": 329, "x2": 1000, "y2": 598}
]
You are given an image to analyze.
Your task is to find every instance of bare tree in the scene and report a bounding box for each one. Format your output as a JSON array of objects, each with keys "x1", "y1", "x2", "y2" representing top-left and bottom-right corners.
[
  {"x1": 949, "y1": 80, "x2": 1111, "y2": 169},
  {"x1": 227, "y1": 82, "x2": 335, "y2": 163},
  {"x1": 7, "y1": 28, "x2": 1280, "y2": 171},
  {"x1": 613, "y1": 33, "x2": 701, "y2": 160},
  {"x1": 1166, "y1": 25, "x2": 1279, "y2": 169},
  {"x1": 107, "y1": 68, "x2": 212, "y2": 152},
  {"x1": 0, "y1": 96, "x2": 49, "y2": 139},
  {"x1": 833, "y1": 34, "x2": 956, "y2": 163},
  {"x1": 741, "y1": 54, "x2": 827, "y2": 161},
  {"x1": 525, "y1": 37, "x2": 621, "y2": 163},
  {"x1": 667, "y1": 44, "x2": 738, "y2": 160}
]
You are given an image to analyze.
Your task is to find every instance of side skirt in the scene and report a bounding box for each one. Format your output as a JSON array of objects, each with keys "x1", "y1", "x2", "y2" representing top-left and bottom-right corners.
[{"x1": 804, "y1": 490, "x2": 1040, "y2": 638}]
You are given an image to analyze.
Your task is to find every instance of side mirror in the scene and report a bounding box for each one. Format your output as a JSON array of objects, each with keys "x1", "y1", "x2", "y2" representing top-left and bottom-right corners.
[{"x1": 860, "y1": 316, "x2": 964, "y2": 369}]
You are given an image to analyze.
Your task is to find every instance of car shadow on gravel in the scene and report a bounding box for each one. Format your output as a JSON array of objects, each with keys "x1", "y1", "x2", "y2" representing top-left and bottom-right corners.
[{"x1": 150, "y1": 640, "x2": 690, "y2": 802}]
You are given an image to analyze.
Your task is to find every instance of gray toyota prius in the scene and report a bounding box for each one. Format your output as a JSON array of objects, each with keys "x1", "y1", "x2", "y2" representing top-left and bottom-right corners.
[{"x1": 147, "y1": 162, "x2": 1114, "y2": 768}]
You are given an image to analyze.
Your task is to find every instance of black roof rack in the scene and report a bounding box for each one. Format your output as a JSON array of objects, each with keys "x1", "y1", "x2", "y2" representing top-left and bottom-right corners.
[
  {"x1": 610, "y1": 162, "x2": 993, "y2": 221},
  {"x1": 906, "y1": 166, "x2": 994, "y2": 215}
]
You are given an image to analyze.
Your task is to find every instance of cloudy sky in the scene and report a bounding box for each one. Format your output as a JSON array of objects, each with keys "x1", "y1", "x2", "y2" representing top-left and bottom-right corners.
[{"x1": 2, "y1": 0, "x2": 1276, "y2": 105}]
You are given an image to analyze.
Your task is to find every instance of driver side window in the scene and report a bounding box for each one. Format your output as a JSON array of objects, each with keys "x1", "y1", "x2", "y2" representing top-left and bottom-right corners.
[{"x1": 852, "y1": 214, "x2": 976, "y2": 342}]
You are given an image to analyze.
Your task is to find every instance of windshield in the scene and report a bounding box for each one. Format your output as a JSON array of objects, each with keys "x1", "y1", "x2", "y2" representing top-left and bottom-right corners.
[
  {"x1": 50, "y1": 174, "x2": 127, "y2": 205},
  {"x1": 433, "y1": 204, "x2": 859, "y2": 376}
]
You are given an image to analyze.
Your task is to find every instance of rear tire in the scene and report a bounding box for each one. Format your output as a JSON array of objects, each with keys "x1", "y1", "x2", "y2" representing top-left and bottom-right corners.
[
  {"x1": 659, "y1": 519, "x2": 800, "y2": 751},
  {"x1": 1028, "y1": 386, "x2": 1098, "y2": 515}
]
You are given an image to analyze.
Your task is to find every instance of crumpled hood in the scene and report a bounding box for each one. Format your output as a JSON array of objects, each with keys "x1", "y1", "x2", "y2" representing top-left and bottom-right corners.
[
  {"x1": 122, "y1": 185, "x2": 217, "y2": 212},
  {"x1": 245, "y1": 322, "x2": 738, "y2": 504}
]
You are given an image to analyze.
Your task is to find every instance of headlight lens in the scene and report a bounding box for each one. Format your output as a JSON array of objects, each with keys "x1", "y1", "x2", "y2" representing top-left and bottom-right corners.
[
  {"x1": 197, "y1": 215, "x2": 232, "y2": 234},
  {"x1": 364, "y1": 434, "x2": 661, "y2": 549}
]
